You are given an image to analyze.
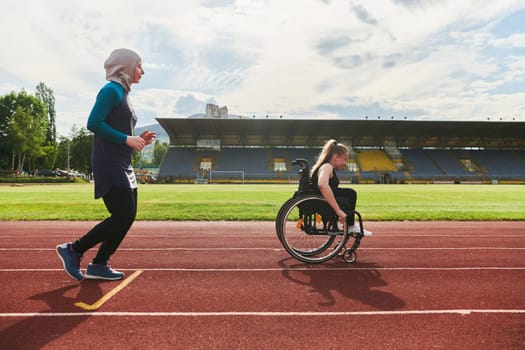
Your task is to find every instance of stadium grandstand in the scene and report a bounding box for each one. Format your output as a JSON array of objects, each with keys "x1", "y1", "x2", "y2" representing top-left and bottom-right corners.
[{"x1": 156, "y1": 105, "x2": 525, "y2": 184}]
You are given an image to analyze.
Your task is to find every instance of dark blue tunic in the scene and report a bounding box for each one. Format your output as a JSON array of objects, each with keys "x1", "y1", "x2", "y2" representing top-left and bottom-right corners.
[{"x1": 90, "y1": 87, "x2": 137, "y2": 199}]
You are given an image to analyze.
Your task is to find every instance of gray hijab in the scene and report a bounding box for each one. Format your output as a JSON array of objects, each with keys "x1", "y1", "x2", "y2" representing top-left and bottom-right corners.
[{"x1": 104, "y1": 48, "x2": 141, "y2": 92}]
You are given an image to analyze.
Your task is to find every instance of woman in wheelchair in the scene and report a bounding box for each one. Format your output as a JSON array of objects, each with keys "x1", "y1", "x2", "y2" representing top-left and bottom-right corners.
[{"x1": 310, "y1": 139, "x2": 372, "y2": 236}]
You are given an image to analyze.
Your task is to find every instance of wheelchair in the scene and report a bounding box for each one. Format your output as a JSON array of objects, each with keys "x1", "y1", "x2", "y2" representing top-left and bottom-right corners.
[{"x1": 275, "y1": 159, "x2": 365, "y2": 264}]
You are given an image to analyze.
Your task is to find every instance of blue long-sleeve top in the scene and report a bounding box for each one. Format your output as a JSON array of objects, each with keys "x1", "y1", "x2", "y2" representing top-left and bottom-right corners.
[{"x1": 87, "y1": 82, "x2": 129, "y2": 144}]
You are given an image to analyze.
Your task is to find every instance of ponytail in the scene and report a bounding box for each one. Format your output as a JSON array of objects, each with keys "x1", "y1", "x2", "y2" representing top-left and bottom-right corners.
[{"x1": 311, "y1": 139, "x2": 348, "y2": 176}]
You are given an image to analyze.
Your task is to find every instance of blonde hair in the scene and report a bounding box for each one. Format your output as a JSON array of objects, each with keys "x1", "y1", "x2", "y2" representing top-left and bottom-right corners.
[{"x1": 311, "y1": 139, "x2": 349, "y2": 176}]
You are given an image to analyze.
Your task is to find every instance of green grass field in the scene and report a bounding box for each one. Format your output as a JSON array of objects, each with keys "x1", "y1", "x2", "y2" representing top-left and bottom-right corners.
[{"x1": 0, "y1": 183, "x2": 524, "y2": 221}]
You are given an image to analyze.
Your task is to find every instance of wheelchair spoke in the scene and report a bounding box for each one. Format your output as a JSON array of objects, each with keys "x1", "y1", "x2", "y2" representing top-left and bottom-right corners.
[{"x1": 276, "y1": 194, "x2": 348, "y2": 263}]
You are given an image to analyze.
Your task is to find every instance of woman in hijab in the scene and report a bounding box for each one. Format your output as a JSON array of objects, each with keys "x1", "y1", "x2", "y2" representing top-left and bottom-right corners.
[{"x1": 57, "y1": 48, "x2": 156, "y2": 281}]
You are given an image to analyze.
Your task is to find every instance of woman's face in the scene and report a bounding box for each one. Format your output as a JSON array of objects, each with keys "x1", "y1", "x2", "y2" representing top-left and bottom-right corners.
[
  {"x1": 133, "y1": 60, "x2": 144, "y2": 84},
  {"x1": 331, "y1": 151, "x2": 349, "y2": 170}
]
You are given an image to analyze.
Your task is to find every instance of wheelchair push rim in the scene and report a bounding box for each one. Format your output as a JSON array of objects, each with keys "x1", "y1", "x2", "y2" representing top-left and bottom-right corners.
[{"x1": 276, "y1": 194, "x2": 349, "y2": 264}]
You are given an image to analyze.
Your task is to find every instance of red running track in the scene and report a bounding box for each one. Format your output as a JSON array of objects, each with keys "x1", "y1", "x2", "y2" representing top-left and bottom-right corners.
[{"x1": 0, "y1": 221, "x2": 524, "y2": 349}]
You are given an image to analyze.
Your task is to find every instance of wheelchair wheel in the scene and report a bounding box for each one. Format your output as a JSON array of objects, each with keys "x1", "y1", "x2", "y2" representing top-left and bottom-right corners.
[
  {"x1": 343, "y1": 249, "x2": 357, "y2": 263},
  {"x1": 276, "y1": 194, "x2": 348, "y2": 263}
]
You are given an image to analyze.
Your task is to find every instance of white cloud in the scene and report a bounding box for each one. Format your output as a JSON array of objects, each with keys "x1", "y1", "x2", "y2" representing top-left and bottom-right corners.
[
  {"x1": 0, "y1": 0, "x2": 524, "y2": 136},
  {"x1": 491, "y1": 33, "x2": 525, "y2": 48}
]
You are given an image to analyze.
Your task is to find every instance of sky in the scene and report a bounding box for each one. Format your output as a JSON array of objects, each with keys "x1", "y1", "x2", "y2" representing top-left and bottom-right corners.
[{"x1": 1, "y1": 0, "x2": 524, "y2": 136}]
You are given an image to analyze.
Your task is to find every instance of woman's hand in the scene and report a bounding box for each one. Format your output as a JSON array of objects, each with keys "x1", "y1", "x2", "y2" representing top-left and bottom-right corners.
[
  {"x1": 336, "y1": 209, "x2": 347, "y2": 223},
  {"x1": 140, "y1": 130, "x2": 157, "y2": 145},
  {"x1": 126, "y1": 131, "x2": 157, "y2": 151},
  {"x1": 126, "y1": 136, "x2": 146, "y2": 151}
]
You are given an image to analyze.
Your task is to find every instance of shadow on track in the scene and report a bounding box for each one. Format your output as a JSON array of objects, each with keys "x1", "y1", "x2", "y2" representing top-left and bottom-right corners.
[
  {"x1": 1, "y1": 281, "x2": 107, "y2": 350},
  {"x1": 278, "y1": 257, "x2": 405, "y2": 309}
]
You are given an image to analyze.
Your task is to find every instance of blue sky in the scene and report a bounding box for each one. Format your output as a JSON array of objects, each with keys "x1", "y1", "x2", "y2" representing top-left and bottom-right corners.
[{"x1": 1, "y1": 0, "x2": 524, "y2": 136}]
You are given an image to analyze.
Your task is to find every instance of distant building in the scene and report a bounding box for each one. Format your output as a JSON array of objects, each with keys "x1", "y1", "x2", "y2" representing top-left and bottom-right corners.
[{"x1": 205, "y1": 104, "x2": 228, "y2": 118}]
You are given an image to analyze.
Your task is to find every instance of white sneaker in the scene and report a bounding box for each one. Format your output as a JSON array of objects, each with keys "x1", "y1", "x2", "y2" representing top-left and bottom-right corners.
[{"x1": 348, "y1": 224, "x2": 373, "y2": 237}]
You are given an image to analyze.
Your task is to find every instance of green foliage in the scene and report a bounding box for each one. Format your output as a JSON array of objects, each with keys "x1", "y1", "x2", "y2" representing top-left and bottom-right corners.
[
  {"x1": 69, "y1": 127, "x2": 93, "y2": 173},
  {"x1": 55, "y1": 136, "x2": 69, "y2": 170},
  {"x1": 37, "y1": 144, "x2": 59, "y2": 170},
  {"x1": 35, "y1": 82, "x2": 56, "y2": 145},
  {"x1": 132, "y1": 148, "x2": 141, "y2": 167},
  {"x1": 0, "y1": 85, "x2": 63, "y2": 172},
  {"x1": 0, "y1": 90, "x2": 48, "y2": 171},
  {"x1": 153, "y1": 140, "x2": 168, "y2": 165}
]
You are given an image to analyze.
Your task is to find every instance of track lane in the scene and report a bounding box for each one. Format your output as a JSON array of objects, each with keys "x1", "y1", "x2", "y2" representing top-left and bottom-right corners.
[{"x1": 1, "y1": 221, "x2": 524, "y2": 349}]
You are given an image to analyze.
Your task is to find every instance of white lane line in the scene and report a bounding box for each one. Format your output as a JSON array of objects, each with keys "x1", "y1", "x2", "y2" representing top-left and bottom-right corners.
[
  {"x1": 1, "y1": 309, "x2": 525, "y2": 318},
  {"x1": 0, "y1": 247, "x2": 281, "y2": 251},
  {"x1": 1, "y1": 234, "x2": 524, "y2": 239},
  {"x1": 1, "y1": 267, "x2": 525, "y2": 272},
  {"x1": 1, "y1": 247, "x2": 525, "y2": 251}
]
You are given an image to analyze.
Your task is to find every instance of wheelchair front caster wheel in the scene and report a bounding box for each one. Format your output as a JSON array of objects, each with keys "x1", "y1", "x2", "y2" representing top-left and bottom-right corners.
[{"x1": 343, "y1": 249, "x2": 357, "y2": 263}]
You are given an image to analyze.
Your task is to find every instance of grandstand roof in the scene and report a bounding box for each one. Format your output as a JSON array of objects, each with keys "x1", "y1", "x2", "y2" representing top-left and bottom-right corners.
[{"x1": 156, "y1": 117, "x2": 525, "y2": 148}]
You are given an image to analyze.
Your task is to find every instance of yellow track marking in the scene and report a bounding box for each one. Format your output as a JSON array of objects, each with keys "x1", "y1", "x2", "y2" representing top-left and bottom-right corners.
[{"x1": 74, "y1": 270, "x2": 143, "y2": 311}]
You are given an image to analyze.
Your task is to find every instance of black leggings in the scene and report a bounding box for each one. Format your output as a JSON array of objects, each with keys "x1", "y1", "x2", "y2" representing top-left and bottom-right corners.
[
  {"x1": 73, "y1": 186, "x2": 137, "y2": 264},
  {"x1": 334, "y1": 188, "x2": 357, "y2": 226}
]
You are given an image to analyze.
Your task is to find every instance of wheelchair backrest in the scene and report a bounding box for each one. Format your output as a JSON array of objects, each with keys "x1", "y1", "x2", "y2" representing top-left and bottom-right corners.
[{"x1": 292, "y1": 158, "x2": 313, "y2": 193}]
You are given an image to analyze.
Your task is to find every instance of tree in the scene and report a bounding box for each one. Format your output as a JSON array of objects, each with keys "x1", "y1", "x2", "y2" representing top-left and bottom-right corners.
[
  {"x1": 0, "y1": 91, "x2": 47, "y2": 172},
  {"x1": 55, "y1": 126, "x2": 93, "y2": 174},
  {"x1": 132, "y1": 147, "x2": 142, "y2": 168},
  {"x1": 36, "y1": 82, "x2": 57, "y2": 145},
  {"x1": 69, "y1": 127, "x2": 93, "y2": 174},
  {"x1": 153, "y1": 140, "x2": 168, "y2": 165},
  {"x1": 0, "y1": 97, "x2": 13, "y2": 169},
  {"x1": 36, "y1": 143, "x2": 59, "y2": 171},
  {"x1": 55, "y1": 136, "x2": 69, "y2": 170}
]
